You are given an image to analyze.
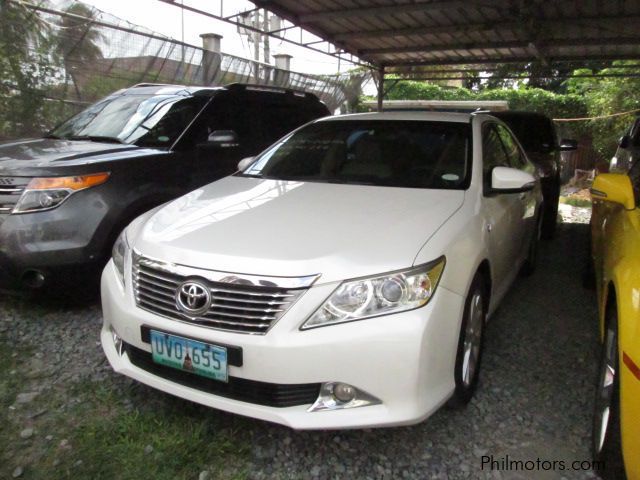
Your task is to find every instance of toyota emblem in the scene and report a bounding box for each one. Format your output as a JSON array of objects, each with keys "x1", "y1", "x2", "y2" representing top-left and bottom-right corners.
[{"x1": 176, "y1": 280, "x2": 211, "y2": 316}]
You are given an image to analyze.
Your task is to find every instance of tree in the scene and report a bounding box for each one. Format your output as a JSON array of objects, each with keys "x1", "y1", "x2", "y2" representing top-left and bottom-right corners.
[
  {"x1": 0, "y1": 0, "x2": 60, "y2": 138},
  {"x1": 564, "y1": 61, "x2": 640, "y2": 158},
  {"x1": 56, "y1": 3, "x2": 105, "y2": 100}
]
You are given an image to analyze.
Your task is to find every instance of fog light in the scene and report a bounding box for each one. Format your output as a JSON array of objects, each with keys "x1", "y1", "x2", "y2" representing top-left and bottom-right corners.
[
  {"x1": 111, "y1": 329, "x2": 124, "y2": 356},
  {"x1": 308, "y1": 382, "x2": 381, "y2": 412},
  {"x1": 333, "y1": 383, "x2": 356, "y2": 403}
]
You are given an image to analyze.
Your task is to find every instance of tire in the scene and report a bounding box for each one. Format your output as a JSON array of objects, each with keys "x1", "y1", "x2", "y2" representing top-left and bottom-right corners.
[
  {"x1": 592, "y1": 301, "x2": 626, "y2": 479},
  {"x1": 448, "y1": 274, "x2": 486, "y2": 407},
  {"x1": 521, "y1": 214, "x2": 542, "y2": 277},
  {"x1": 541, "y1": 178, "x2": 560, "y2": 240}
]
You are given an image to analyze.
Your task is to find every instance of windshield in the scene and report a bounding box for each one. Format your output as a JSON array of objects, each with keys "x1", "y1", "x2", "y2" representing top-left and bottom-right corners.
[
  {"x1": 241, "y1": 120, "x2": 471, "y2": 189},
  {"x1": 50, "y1": 94, "x2": 209, "y2": 147}
]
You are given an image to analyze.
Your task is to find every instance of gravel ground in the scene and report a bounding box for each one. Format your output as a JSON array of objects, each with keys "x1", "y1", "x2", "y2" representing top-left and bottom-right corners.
[{"x1": 0, "y1": 216, "x2": 601, "y2": 480}]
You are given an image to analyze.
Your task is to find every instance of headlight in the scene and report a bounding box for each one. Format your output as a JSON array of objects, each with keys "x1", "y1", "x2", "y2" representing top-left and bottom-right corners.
[
  {"x1": 13, "y1": 172, "x2": 110, "y2": 213},
  {"x1": 302, "y1": 256, "x2": 445, "y2": 329},
  {"x1": 112, "y1": 229, "x2": 130, "y2": 285}
]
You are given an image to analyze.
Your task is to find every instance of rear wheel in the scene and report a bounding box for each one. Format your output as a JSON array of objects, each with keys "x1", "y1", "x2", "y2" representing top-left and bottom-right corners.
[
  {"x1": 449, "y1": 274, "x2": 486, "y2": 407},
  {"x1": 521, "y1": 214, "x2": 542, "y2": 276},
  {"x1": 592, "y1": 301, "x2": 626, "y2": 479}
]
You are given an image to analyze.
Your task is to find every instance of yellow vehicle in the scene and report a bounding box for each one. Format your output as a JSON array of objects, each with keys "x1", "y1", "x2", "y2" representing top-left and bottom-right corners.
[{"x1": 590, "y1": 170, "x2": 640, "y2": 480}]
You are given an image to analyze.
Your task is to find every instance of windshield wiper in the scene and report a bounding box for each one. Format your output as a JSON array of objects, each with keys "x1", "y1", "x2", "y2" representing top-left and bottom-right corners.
[
  {"x1": 68, "y1": 135, "x2": 125, "y2": 144},
  {"x1": 44, "y1": 133, "x2": 63, "y2": 139}
]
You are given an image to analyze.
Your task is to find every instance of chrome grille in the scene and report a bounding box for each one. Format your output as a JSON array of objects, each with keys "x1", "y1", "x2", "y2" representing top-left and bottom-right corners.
[
  {"x1": 0, "y1": 177, "x2": 30, "y2": 214},
  {"x1": 132, "y1": 253, "x2": 311, "y2": 334}
]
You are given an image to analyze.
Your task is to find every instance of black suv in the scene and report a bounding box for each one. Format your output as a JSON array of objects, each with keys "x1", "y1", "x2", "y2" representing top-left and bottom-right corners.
[
  {"x1": 490, "y1": 111, "x2": 577, "y2": 239},
  {"x1": 0, "y1": 83, "x2": 330, "y2": 290}
]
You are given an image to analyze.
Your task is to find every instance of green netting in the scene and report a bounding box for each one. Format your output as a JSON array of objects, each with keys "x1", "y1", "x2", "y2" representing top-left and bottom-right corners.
[{"x1": 0, "y1": 0, "x2": 369, "y2": 140}]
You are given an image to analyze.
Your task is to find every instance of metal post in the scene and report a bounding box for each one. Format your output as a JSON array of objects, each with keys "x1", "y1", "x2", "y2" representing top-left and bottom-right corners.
[{"x1": 376, "y1": 66, "x2": 385, "y2": 112}]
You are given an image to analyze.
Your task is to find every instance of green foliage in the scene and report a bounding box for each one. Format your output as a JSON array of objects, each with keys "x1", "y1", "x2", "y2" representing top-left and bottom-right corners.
[
  {"x1": 564, "y1": 61, "x2": 640, "y2": 157},
  {"x1": 0, "y1": 0, "x2": 62, "y2": 138}
]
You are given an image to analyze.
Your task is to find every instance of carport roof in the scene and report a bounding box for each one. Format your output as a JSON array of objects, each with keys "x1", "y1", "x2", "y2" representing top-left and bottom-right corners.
[{"x1": 252, "y1": 0, "x2": 640, "y2": 68}]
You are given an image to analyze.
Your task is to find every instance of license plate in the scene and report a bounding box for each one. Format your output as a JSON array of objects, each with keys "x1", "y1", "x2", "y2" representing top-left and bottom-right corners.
[{"x1": 150, "y1": 330, "x2": 228, "y2": 382}]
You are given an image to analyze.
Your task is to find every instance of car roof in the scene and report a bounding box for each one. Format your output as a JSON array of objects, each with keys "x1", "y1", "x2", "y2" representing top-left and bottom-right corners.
[{"x1": 322, "y1": 111, "x2": 476, "y2": 123}]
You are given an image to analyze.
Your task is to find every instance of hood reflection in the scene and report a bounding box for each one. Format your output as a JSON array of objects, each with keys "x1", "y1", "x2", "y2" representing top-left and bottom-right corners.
[{"x1": 147, "y1": 179, "x2": 303, "y2": 242}]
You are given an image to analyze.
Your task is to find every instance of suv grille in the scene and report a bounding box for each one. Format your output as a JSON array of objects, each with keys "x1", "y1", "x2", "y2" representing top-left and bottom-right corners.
[
  {"x1": 132, "y1": 254, "x2": 308, "y2": 334},
  {"x1": 0, "y1": 177, "x2": 30, "y2": 215}
]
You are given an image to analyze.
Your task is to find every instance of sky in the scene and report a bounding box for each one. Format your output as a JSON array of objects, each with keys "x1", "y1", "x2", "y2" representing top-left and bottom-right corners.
[{"x1": 81, "y1": 0, "x2": 359, "y2": 75}]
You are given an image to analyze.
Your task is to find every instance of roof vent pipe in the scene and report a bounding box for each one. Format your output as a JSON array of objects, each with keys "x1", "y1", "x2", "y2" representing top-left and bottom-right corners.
[
  {"x1": 200, "y1": 33, "x2": 222, "y2": 85},
  {"x1": 273, "y1": 54, "x2": 292, "y2": 86}
]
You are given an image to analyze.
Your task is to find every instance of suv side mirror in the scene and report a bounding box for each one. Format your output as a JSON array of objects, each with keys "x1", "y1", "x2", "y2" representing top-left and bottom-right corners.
[
  {"x1": 559, "y1": 139, "x2": 578, "y2": 151},
  {"x1": 591, "y1": 173, "x2": 635, "y2": 209},
  {"x1": 491, "y1": 166, "x2": 536, "y2": 193},
  {"x1": 237, "y1": 156, "x2": 255, "y2": 171},
  {"x1": 207, "y1": 130, "x2": 239, "y2": 148},
  {"x1": 619, "y1": 134, "x2": 631, "y2": 149}
]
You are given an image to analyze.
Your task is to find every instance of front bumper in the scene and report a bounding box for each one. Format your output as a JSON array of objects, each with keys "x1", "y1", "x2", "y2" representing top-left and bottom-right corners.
[
  {"x1": 0, "y1": 191, "x2": 110, "y2": 289},
  {"x1": 101, "y1": 260, "x2": 465, "y2": 429}
]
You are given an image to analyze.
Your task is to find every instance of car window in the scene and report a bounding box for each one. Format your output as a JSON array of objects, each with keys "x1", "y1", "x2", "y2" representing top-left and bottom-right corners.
[
  {"x1": 482, "y1": 124, "x2": 510, "y2": 190},
  {"x1": 495, "y1": 124, "x2": 530, "y2": 171},
  {"x1": 241, "y1": 120, "x2": 471, "y2": 190},
  {"x1": 51, "y1": 94, "x2": 208, "y2": 147}
]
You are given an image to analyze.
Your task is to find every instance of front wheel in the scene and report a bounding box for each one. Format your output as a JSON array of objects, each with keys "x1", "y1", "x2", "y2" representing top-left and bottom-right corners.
[
  {"x1": 592, "y1": 302, "x2": 626, "y2": 479},
  {"x1": 448, "y1": 275, "x2": 486, "y2": 407}
]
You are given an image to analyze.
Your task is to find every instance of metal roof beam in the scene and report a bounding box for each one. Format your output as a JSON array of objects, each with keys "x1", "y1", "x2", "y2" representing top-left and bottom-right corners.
[
  {"x1": 388, "y1": 73, "x2": 640, "y2": 81},
  {"x1": 298, "y1": 1, "x2": 507, "y2": 23},
  {"x1": 383, "y1": 54, "x2": 640, "y2": 67},
  {"x1": 334, "y1": 16, "x2": 640, "y2": 42},
  {"x1": 361, "y1": 37, "x2": 640, "y2": 56}
]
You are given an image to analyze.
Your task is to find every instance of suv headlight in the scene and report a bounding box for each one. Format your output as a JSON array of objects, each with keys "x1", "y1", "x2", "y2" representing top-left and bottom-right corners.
[
  {"x1": 13, "y1": 172, "x2": 110, "y2": 213},
  {"x1": 112, "y1": 229, "x2": 130, "y2": 285},
  {"x1": 302, "y1": 257, "x2": 445, "y2": 329}
]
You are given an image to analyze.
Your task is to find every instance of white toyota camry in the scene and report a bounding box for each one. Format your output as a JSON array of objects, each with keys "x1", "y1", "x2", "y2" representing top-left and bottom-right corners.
[{"x1": 101, "y1": 111, "x2": 542, "y2": 429}]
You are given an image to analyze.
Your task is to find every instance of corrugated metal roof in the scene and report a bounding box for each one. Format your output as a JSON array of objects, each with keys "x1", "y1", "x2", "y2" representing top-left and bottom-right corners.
[{"x1": 253, "y1": 0, "x2": 640, "y2": 67}]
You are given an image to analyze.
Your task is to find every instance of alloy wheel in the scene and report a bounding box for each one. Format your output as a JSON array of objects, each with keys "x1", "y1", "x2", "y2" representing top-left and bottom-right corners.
[
  {"x1": 462, "y1": 291, "x2": 484, "y2": 387},
  {"x1": 594, "y1": 327, "x2": 617, "y2": 454}
]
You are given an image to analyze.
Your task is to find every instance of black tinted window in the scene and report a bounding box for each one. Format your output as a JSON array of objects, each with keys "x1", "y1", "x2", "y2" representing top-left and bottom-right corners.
[
  {"x1": 52, "y1": 94, "x2": 208, "y2": 147},
  {"x1": 495, "y1": 114, "x2": 555, "y2": 153},
  {"x1": 242, "y1": 120, "x2": 471, "y2": 189},
  {"x1": 495, "y1": 124, "x2": 528, "y2": 169},
  {"x1": 483, "y1": 124, "x2": 513, "y2": 192}
]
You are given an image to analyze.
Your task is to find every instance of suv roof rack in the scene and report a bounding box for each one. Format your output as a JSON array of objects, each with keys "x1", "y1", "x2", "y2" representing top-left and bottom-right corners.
[{"x1": 224, "y1": 83, "x2": 317, "y2": 100}]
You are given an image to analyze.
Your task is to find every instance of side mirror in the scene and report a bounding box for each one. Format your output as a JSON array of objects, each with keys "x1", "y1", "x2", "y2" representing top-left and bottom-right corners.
[
  {"x1": 619, "y1": 135, "x2": 631, "y2": 149},
  {"x1": 590, "y1": 173, "x2": 635, "y2": 209},
  {"x1": 491, "y1": 166, "x2": 536, "y2": 193},
  {"x1": 237, "y1": 156, "x2": 255, "y2": 171},
  {"x1": 207, "y1": 130, "x2": 239, "y2": 148},
  {"x1": 559, "y1": 139, "x2": 578, "y2": 151}
]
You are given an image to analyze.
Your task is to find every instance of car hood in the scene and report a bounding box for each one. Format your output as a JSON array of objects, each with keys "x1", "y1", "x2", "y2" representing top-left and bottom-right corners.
[
  {"x1": 133, "y1": 176, "x2": 465, "y2": 284},
  {"x1": 0, "y1": 138, "x2": 144, "y2": 171}
]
